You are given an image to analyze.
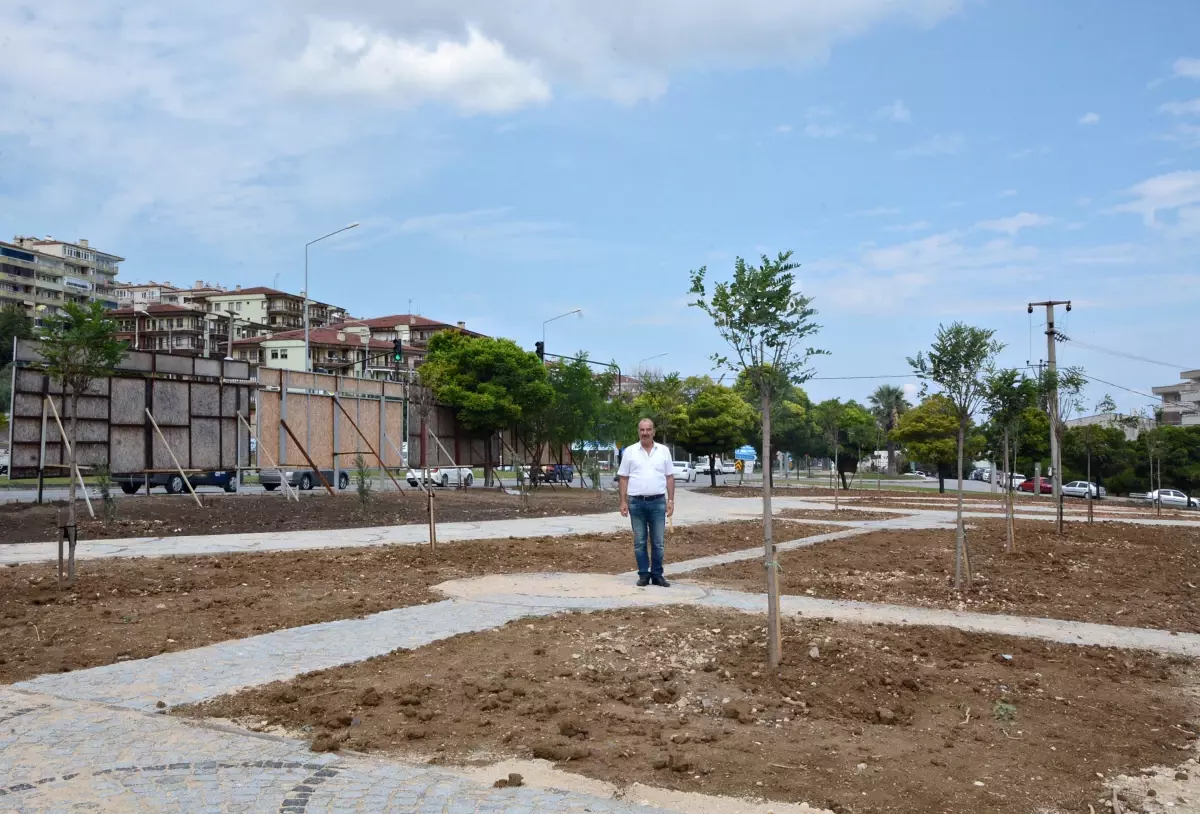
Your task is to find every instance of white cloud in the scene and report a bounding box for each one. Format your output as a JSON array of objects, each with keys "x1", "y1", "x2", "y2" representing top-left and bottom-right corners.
[
  {"x1": 1160, "y1": 98, "x2": 1200, "y2": 116},
  {"x1": 847, "y1": 207, "x2": 902, "y2": 218},
  {"x1": 775, "y1": 124, "x2": 793, "y2": 134},
  {"x1": 280, "y1": 22, "x2": 550, "y2": 113},
  {"x1": 875, "y1": 100, "x2": 912, "y2": 123},
  {"x1": 1009, "y1": 146, "x2": 1048, "y2": 159},
  {"x1": 393, "y1": 207, "x2": 582, "y2": 259},
  {"x1": 975, "y1": 212, "x2": 1056, "y2": 236},
  {"x1": 804, "y1": 122, "x2": 846, "y2": 139},
  {"x1": 999, "y1": 189, "x2": 1018, "y2": 198},
  {"x1": 1162, "y1": 123, "x2": 1200, "y2": 149},
  {"x1": 1174, "y1": 57, "x2": 1200, "y2": 80},
  {"x1": 884, "y1": 220, "x2": 931, "y2": 233},
  {"x1": 1078, "y1": 111, "x2": 1100, "y2": 125},
  {"x1": 1111, "y1": 170, "x2": 1200, "y2": 233},
  {"x1": 897, "y1": 133, "x2": 964, "y2": 157},
  {"x1": 902, "y1": 383, "x2": 919, "y2": 401}
]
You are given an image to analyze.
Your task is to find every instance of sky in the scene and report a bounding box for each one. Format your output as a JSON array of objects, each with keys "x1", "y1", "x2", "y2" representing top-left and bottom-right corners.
[{"x1": 2, "y1": 0, "x2": 1198, "y2": 416}]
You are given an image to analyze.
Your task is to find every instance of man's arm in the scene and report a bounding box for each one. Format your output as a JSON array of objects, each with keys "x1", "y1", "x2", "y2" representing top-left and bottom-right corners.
[
  {"x1": 665, "y1": 474, "x2": 675, "y2": 517},
  {"x1": 619, "y1": 475, "x2": 629, "y2": 516}
]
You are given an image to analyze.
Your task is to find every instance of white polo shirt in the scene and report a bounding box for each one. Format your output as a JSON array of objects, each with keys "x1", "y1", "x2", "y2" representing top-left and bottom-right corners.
[{"x1": 618, "y1": 442, "x2": 674, "y2": 497}]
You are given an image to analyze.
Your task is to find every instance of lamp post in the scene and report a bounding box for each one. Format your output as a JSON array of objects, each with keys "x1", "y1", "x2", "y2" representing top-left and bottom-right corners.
[
  {"x1": 133, "y1": 307, "x2": 149, "y2": 351},
  {"x1": 542, "y1": 308, "x2": 582, "y2": 348},
  {"x1": 636, "y1": 352, "x2": 668, "y2": 369},
  {"x1": 305, "y1": 222, "x2": 359, "y2": 372}
]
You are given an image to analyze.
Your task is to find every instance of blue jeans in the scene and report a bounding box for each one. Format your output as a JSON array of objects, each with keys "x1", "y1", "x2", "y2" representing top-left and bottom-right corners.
[{"x1": 628, "y1": 495, "x2": 666, "y2": 578}]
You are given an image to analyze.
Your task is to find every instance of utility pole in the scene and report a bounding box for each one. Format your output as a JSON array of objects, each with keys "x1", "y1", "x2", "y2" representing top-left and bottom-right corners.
[
  {"x1": 1028, "y1": 299, "x2": 1071, "y2": 533},
  {"x1": 224, "y1": 309, "x2": 238, "y2": 360}
]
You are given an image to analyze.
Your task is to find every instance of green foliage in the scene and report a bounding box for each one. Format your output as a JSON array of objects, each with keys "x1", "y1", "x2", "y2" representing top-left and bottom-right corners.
[
  {"x1": 869, "y1": 383, "x2": 911, "y2": 475},
  {"x1": 812, "y1": 399, "x2": 878, "y2": 486},
  {"x1": 689, "y1": 250, "x2": 827, "y2": 397},
  {"x1": 633, "y1": 371, "x2": 689, "y2": 445},
  {"x1": 0, "y1": 304, "x2": 34, "y2": 367},
  {"x1": 892, "y1": 395, "x2": 970, "y2": 475},
  {"x1": 992, "y1": 701, "x2": 1017, "y2": 722},
  {"x1": 353, "y1": 453, "x2": 373, "y2": 509},
  {"x1": 39, "y1": 302, "x2": 126, "y2": 396},
  {"x1": 0, "y1": 363, "x2": 12, "y2": 417},
  {"x1": 676, "y1": 383, "x2": 756, "y2": 484},
  {"x1": 908, "y1": 322, "x2": 1004, "y2": 427},
  {"x1": 419, "y1": 332, "x2": 553, "y2": 438},
  {"x1": 734, "y1": 370, "x2": 815, "y2": 455},
  {"x1": 545, "y1": 353, "x2": 614, "y2": 451},
  {"x1": 95, "y1": 463, "x2": 117, "y2": 525},
  {"x1": 1062, "y1": 424, "x2": 1128, "y2": 484}
]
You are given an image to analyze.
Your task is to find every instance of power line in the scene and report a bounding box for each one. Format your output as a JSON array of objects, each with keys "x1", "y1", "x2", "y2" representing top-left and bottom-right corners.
[
  {"x1": 1061, "y1": 336, "x2": 1188, "y2": 371},
  {"x1": 809, "y1": 374, "x2": 910, "y2": 380}
]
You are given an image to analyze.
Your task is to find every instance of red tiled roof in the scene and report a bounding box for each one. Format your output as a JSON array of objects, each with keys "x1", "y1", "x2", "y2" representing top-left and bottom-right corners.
[
  {"x1": 108, "y1": 304, "x2": 195, "y2": 316},
  {"x1": 332, "y1": 314, "x2": 484, "y2": 336},
  {"x1": 233, "y1": 328, "x2": 415, "y2": 351},
  {"x1": 212, "y1": 286, "x2": 288, "y2": 297}
]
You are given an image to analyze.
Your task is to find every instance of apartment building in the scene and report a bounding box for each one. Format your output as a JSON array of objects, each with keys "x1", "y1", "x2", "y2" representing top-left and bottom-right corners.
[
  {"x1": 232, "y1": 326, "x2": 414, "y2": 377},
  {"x1": 1, "y1": 236, "x2": 121, "y2": 324},
  {"x1": 1153, "y1": 369, "x2": 1200, "y2": 427},
  {"x1": 113, "y1": 280, "x2": 227, "y2": 310},
  {"x1": 10, "y1": 236, "x2": 120, "y2": 312},
  {"x1": 201, "y1": 286, "x2": 347, "y2": 332},
  {"x1": 110, "y1": 303, "x2": 237, "y2": 356},
  {"x1": 327, "y1": 313, "x2": 482, "y2": 364}
]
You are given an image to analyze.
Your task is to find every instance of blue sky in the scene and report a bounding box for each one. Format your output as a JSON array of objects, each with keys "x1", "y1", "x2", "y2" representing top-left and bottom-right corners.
[{"x1": 2, "y1": 0, "x2": 1198, "y2": 415}]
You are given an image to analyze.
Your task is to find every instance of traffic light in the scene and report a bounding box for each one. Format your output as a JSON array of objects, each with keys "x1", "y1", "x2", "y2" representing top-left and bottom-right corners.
[
  {"x1": 535, "y1": 341, "x2": 545, "y2": 362},
  {"x1": 392, "y1": 338, "x2": 404, "y2": 365}
]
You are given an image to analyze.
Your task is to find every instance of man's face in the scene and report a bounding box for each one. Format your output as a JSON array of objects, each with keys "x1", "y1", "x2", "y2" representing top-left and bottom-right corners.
[{"x1": 638, "y1": 421, "x2": 655, "y2": 443}]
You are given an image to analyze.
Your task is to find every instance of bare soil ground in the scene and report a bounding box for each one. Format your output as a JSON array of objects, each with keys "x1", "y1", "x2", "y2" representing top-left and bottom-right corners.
[
  {"x1": 0, "y1": 489, "x2": 619, "y2": 545},
  {"x1": 182, "y1": 606, "x2": 1198, "y2": 814},
  {"x1": 692, "y1": 520, "x2": 1200, "y2": 632},
  {"x1": 699, "y1": 486, "x2": 1010, "y2": 504},
  {"x1": 0, "y1": 521, "x2": 779, "y2": 684}
]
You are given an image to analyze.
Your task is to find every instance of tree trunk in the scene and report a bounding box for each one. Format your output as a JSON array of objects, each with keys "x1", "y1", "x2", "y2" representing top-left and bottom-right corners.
[
  {"x1": 761, "y1": 389, "x2": 781, "y2": 668},
  {"x1": 833, "y1": 441, "x2": 840, "y2": 511},
  {"x1": 484, "y1": 436, "x2": 494, "y2": 488},
  {"x1": 1086, "y1": 444, "x2": 1093, "y2": 524},
  {"x1": 886, "y1": 439, "x2": 896, "y2": 476},
  {"x1": 67, "y1": 390, "x2": 80, "y2": 585},
  {"x1": 954, "y1": 422, "x2": 970, "y2": 591},
  {"x1": 938, "y1": 469, "x2": 945, "y2": 494},
  {"x1": 1003, "y1": 428, "x2": 1014, "y2": 553},
  {"x1": 709, "y1": 454, "x2": 717, "y2": 488}
]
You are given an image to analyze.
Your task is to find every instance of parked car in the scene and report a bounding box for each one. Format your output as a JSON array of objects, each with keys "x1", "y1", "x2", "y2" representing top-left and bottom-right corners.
[
  {"x1": 1062, "y1": 481, "x2": 1107, "y2": 499},
  {"x1": 113, "y1": 470, "x2": 239, "y2": 495},
  {"x1": 407, "y1": 466, "x2": 474, "y2": 488},
  {"x1": 0, "y1": 450, "x2": 8, "y2": 476},
  {"x1": 1000, "y1": 472, "x2": 1026, "y2": 489},
  {"x1": 1146, "y1": 488, "x2": 1197, "y2": 508},
  {"x1": 907, "y1": 470, "x2": 927, "y2": 479},
  {"x1": 1016, "y1": 477, "x2": 1054, "y2": 494},
  {"x1": 539, "y1": 463, "x2": 575, "y2": 484},
  {"x1": 673, "y1": 460, "x2": 696, "y2": 482},
  {"x1": 260, "y1": 468, "x2": 349, "y2": 492},
  {"x1": 697, "y1": 457, "x2": 723, "y2": 475}
]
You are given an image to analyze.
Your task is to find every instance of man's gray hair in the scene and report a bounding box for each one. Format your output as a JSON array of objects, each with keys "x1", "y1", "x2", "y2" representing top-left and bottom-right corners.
[{"x1": 637, "y1": 417, "x2": 655, "y2": 428}]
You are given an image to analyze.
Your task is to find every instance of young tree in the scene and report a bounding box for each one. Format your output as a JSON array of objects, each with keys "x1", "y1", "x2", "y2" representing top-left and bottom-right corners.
[
  {"x1": 677, "y1": 383, "x2": 757, "y2": 487},
  {"x1": 1, "y1": 304, "x2": 34, "y2": 366},
  {"x1": 909, "y1": 323, "x2": 1004, "y2": 590},
  {"x1": 868, "y1": 384, "x2": 910, "y2": 475},
  {"x1": 38, "y1": 302, "x2": 126, "y2": 583},
  {"x1": 544, "y1": 353, "x2": 614, "y2": 474},
  {"x1": 1081, "y1": 394, "x2": 1117, "y2": 523},
  {"x1": 690, "y1": 251, "x2": 826, "y2": 667},
  {"x1": 891, "y1": 395, "x2": 963, "y2": 494},
  {"x1": 633, "y1": 371, "x2": 688, "y2": 452},
  {"x1": 1038, "y1": 366, "x2": 1086, "y2": 532},
  {"x1": 419, "y1": 332, "x2": 553, "y2": 487},
  {"x1": 984, "y1": 368, "x2": 1036, "y2": 551}
]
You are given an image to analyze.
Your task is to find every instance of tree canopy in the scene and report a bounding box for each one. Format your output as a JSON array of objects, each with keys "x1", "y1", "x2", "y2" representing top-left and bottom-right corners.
[{"x1": 676, "y1": 383, "x2": 756, "y2": 486}]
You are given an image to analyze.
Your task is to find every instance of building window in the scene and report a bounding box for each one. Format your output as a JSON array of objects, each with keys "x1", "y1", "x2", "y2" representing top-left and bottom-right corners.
[
  {"x1": 270, "y1": 349, "x2": 279, "y2": 360},
  {"x1": 279, "y1": 349, "x2": 288, "y2": 359}
]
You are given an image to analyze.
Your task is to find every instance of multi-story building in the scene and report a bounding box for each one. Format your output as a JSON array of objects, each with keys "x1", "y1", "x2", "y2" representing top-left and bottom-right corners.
[
  {"x1": 110, "y1": 304, "x2": 237, "y2": 356},
  {"x1": 10, "y1": 236, "x2": 120, "y2": 312},
  {"x1": 113, "y1": 280, "x2": 227, "y2": 310},
  {"x1": 2, "y1": 236, "x2": 122, "y2": 324},
  {"x1": 233, "y1": 326, "x2": 414, "y2": 377},
  {"x1": 327, "y1": 314, "x2": 482, "y2": 364},
  {"x1": 1063, "y1": 412, "x2": 1157, "y2": 441},
  {"x1": 200, "y1": 286, "x2": 347, "y2": 332},
  {"x1": 1153, "y1": 369, "x2": 1200, "y2": 427}
]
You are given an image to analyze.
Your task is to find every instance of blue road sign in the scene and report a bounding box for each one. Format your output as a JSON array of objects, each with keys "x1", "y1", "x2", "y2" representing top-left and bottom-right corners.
[{"x1": 734, "y1": 445, "x2": 757, "y2": 461}]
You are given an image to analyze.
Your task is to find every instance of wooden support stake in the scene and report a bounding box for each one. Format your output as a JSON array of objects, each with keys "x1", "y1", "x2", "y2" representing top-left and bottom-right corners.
[
  {"x1": 46, "y1": 396, "x2": 95, "y2": 520},
  {"x1": 144, "y1": 408, "x2": 204, "y2": 508},
  {"x1": 279, "y1": 419, "x2": 335, "y2": 496},
  {"x1": 332, "y1": 397, "x2": 407, "y2": 496},
  {"x1": 238, "y1": 412, "x2": 298, "y2": 502},
  {"x1": 427, "y1": 486, "x2": 437, "y2": 552}
]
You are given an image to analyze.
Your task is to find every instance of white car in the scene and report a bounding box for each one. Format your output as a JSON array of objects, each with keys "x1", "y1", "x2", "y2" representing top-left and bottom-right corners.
[
  {"x1": 673, "y1": 460, "x2": 696, "y2": 482},
  {"x1": 1147, "y1": 488, "x2": 1197, "y2": 508},
  {"x1": 1062, "y1": 481, "x2": 1106, "y2": 499},
  {"x1": 406, "y1": 466, "x2": 474, "y2": 488}
]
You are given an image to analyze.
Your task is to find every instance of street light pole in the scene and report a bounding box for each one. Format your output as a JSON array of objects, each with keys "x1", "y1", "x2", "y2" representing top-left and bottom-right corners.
[
  {"x1": 542, "y1": 308, "x2": 582, "y2": 348},
  {"x1": 305, "y1": 222, "x2": 359, "y2": 372},
  {"x1": 637, "y1": 352, "x2": 668, "y2": 368}
]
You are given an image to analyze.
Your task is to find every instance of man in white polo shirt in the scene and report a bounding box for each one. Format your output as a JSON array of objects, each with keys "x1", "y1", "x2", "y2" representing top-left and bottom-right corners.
[{"x1": 618, "y1": 417, "x2": 675, "y2": 587}]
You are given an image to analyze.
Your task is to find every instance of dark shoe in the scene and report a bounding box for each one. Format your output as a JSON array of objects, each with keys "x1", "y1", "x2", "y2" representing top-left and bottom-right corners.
[
  {"x1": 651, "y1": 576, "x2": 670, "y2": 588},
  {"x1": 636, "y1": 575, "x2": 651, "y2": 587}
]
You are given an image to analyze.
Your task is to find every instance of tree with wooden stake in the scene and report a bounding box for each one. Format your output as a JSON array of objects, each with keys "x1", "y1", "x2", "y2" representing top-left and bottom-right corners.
[
  {"x1": 1083, "y1": 394, "x2": 1117, "y2": 524},
  {"x1": 1038, "y1": 365, "x2": 1086, "y2": 533},
  {"x1": 37, "y1": 302, "x2": 126, "y2": 586},
  {"x1": 689, "y1": 250, "x2": 827, "y2": 667},
  {"x1": 908, "y1": 323, "x2": 1003, "y2": 591},
  {"x1": 984, "y1": 368, "x2": 1037, "y2": 552}
]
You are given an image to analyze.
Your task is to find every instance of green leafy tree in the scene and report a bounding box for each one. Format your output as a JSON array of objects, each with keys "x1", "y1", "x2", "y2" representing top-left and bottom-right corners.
[
  {"x1": 868, "y1": 384, "x2": 910, "y2": 475},
  {"x1": 734, "y1": 369, "x2": 814, "y2": 482},
  {"x1": 891, "y1": 395, "x2": 971, "y2": 493},
  {"x1": 1, "y1": 304, "x2": 34, "y2": 366},
  {"x1": 690, "y1": 250, "x2": 827, "y2": 667},
  {"x1": 544, "y1": 353, "x2": 614, "y2": 472},
  {"x1": 677, "y1": 383, "x2": 757, "y2": 487},
  {"x1": 38, "y1": 301, "x2": 126, "y2": 584},
  {"x1": 633, "y1": 371, "x2": 689, "y2": 451},
  {"x1": 353, "y1": 453, "x2": 373, "y2": 510},
  {"x1": 419, "y1": 332, "x2": 553, "y2": 487},
  {"x1": 908, "y1": 322, "x2": 1003, "y2": 590},
  {"x1": 984, "y1": 368, "x2": 1037, "y2": 551}
]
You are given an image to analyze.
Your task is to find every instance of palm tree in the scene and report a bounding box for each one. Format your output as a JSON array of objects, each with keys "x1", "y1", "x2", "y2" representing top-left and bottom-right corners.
[{"x1": 869, "y1": 384, "x2": 910, "y2": 476}]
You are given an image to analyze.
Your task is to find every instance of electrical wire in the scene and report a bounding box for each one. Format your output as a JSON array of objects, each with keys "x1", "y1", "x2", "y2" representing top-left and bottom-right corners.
[
  {"x1": 809, "y1": 374, "x2": 910, "y2": 380},
  {"x1": 1061, "y1": 337, "x2": 1187, "y2": 371}
]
